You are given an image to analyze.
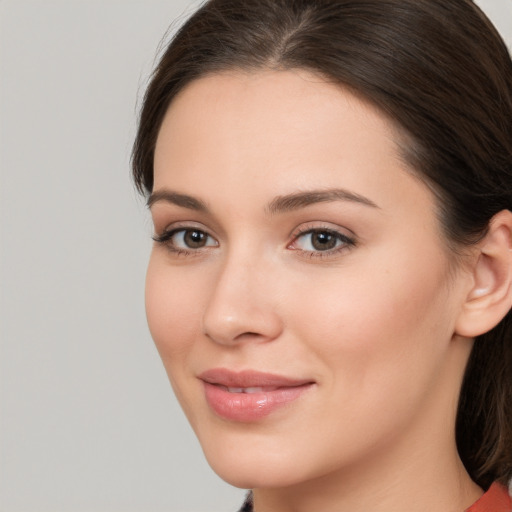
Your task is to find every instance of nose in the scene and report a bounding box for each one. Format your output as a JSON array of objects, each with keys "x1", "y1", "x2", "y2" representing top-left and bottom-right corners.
[{"x1": 202, "y1": 253, "x2": 283, "y2": 346}]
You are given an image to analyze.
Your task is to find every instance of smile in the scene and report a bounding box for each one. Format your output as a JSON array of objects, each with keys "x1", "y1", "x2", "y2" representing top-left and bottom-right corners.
[{"x1": 199, "y1": 369, "x2": 315, "y2": 422}]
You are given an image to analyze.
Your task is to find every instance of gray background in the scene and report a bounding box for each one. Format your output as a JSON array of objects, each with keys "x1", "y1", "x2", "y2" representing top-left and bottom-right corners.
[{"x1": 0, "y1": 1, "x2": 510, "y2": 511}]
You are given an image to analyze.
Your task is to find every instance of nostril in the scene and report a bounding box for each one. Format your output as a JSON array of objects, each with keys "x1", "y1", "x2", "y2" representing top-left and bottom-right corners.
[{"x1": 232, "y1": 331, "x2": 268, "y2": 343}]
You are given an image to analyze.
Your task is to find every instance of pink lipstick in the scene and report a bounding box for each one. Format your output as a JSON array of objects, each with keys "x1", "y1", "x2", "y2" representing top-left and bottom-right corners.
[{"x1": 199, "y1": 369, "x2": 314, "y2": 422}]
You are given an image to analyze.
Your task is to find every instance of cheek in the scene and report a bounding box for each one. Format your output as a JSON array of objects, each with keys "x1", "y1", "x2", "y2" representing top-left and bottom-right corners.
[
  {"x1": 145, "y1": 255, "x2": 213, "y2": 429},
  {"x1": 145, "y1": 256, "x2": 204, "y2": 365},
  {"x1": 285, "y1": 247, "x2": 454, "y2": 400}
]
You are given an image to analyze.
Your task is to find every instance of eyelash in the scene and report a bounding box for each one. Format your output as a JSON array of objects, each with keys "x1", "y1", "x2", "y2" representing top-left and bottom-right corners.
[
  {"x1": 288, "y1": 227, "x2": 356, "y2": 258},
  {"x1": 152, "y1": 225, "x2": 356, "y2": 259},
  {"x1": 152, "y1": 227, "x2": 217, "y2": 257}
]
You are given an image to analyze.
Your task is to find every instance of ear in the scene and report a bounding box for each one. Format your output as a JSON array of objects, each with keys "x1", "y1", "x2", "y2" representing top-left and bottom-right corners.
[{"x1": 455, "y1": 210, "x2": 512, "y2": 338}]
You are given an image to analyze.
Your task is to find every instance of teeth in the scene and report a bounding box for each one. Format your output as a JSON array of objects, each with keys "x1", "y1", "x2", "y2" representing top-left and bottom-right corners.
[
  {"x1": 244, "y1": 387, "x2": 264, "y2": 393},
  {"x1": 226, "y1": 387, "x2": 265, "y2": 393}
]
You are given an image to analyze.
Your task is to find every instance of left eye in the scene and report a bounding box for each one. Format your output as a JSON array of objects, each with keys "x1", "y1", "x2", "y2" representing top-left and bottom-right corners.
[{"x1": 292, "y1": 229, "x2": 350, "y2": 252}]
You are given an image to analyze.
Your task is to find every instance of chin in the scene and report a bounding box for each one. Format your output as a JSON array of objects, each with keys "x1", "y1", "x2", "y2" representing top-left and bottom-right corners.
[
  {"x1": 198, "y1": 429, "x2": 319, "y2": 490},
  {"x1": 206, "y1": 456, "x2": 299, "y2": 490}
]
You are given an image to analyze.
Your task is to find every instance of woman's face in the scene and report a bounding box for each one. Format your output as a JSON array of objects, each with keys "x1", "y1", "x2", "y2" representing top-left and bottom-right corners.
[{"x1": 147, "y1": 70, "x2": 472, "y2": 489}]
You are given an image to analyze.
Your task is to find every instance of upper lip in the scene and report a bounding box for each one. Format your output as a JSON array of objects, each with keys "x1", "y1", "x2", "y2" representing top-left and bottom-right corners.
[{"x1": 199, "y1": 368, "x2": 314, "y2": 388}]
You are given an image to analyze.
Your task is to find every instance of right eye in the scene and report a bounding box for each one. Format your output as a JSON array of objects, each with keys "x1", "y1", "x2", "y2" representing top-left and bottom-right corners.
[{"x1": 153, "y1": 228, "x2": 218, "y2": 251}]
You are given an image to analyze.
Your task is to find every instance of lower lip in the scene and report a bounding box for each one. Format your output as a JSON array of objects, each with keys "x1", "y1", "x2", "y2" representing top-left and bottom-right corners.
[{"x1": 203, "y1": 382, "x2": 313, "y2": 422}]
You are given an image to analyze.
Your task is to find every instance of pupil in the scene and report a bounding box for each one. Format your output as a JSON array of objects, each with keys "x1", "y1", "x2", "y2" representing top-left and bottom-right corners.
[
  {"x1": 185, "y1": 230, "x2": 206, "y2": 248},
  {"x1": 312, "y1": 231, "x2": 336, "y2": 251}
]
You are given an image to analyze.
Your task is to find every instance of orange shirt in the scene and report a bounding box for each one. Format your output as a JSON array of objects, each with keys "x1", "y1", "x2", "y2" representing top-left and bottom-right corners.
[{"x1": 465, "y1": 483, "x2": 512, "y2": 512}]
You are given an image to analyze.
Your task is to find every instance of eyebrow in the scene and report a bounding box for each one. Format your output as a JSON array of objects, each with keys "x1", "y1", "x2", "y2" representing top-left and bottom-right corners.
[
  {"x1": 266, "y1": 188, "x2": 379, "y2": 214},
  {"x1": 147, "y1": 187, "x2": 379, "y2": 214},
  {"x1": 147, "y1": 190, "x2": 209, "y2": 212}
]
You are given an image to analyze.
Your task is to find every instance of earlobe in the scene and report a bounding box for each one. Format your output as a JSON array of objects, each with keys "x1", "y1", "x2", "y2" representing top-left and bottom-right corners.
[{"x1": 455, "y1": 210, "x2": 512, "y2": 338}]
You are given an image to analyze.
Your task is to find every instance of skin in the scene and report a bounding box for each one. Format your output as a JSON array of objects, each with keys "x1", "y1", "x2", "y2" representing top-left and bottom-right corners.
[{"x1": 147, "y1": 70, "x2": 484, "y2": 512}]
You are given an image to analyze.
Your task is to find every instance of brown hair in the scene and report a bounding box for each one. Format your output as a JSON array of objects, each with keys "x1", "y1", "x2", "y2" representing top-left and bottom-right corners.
[{"x1": 132, "y1": 0, "x2": 512, "y2": 488}]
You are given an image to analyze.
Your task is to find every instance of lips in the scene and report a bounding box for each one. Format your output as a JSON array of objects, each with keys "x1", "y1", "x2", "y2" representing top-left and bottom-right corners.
[{"x1": 199, "y1": 369, "x2": 314, "y2": 422}]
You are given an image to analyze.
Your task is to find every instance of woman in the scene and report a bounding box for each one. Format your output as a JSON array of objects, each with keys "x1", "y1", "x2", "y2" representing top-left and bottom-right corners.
[{"x1": 132, "y1": 1, "x2": 512, "y2": 510}]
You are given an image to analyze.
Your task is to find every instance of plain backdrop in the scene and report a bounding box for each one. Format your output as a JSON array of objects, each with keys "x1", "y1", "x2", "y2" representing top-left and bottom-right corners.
[{"x1": 0, "y1": 1, "x2": 511, "y2": 511}]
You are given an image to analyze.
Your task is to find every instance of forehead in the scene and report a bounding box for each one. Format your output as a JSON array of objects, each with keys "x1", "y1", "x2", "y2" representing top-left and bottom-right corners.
[
  {"x1": 156, "y1": 69, "x2": 399, "y2": 144},
  {"x1": 152, "y1": 70, "x2": 438, "y2": 230},
  {"x1": 155, "y1": 71, "x2": 403, "y2": 181}
]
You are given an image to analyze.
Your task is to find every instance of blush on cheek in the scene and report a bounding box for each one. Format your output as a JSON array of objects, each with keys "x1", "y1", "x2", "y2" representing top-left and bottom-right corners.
[
  {"x1": 145, "y1": 268, "x2": 202, "y2": 420},
  {"x1": 290, "y1": 253, "x2": 451, "y2": 373},
  {"x1": 145, "y1": 266, "x2": 197, "y2": 355}
]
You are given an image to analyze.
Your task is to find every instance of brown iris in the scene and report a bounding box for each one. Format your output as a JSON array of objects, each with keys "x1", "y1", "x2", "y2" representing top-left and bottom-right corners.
[
  {"x1": 183, "y1": 230, "x2": 209, "y2": 248},
  {"x1": 310, "y1": 231, "x2": 338, "y2": 251}
]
